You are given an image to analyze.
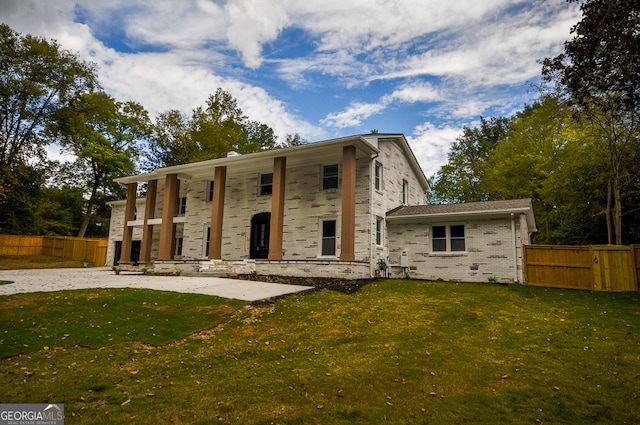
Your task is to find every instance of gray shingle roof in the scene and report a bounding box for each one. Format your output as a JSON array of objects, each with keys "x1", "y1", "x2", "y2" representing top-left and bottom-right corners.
[{"x1": 387, "y1": 198, "x2": 533, "y2": 217}]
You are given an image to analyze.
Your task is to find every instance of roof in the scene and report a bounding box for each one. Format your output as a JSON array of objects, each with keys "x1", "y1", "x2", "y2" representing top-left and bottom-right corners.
[
  {"x1": 115, "y1": 133, "x2": 429, "y2": 192},
  {"x1": 387, "y1": 198, "x2": 537, "y2": 231}
]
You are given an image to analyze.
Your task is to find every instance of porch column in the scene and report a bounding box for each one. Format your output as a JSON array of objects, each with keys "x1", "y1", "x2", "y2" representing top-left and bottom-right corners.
[
  {"x1": 340, "y1": 145, "x2": 356, "y2": 261},
  {"x1": 119, "y1": 182, "x2": 138, "y2": 264},
  {"x1": 269, "y1": 156, "x2": 286, "y2": 260},
  {"x1": 158, "y1": 174, "x2": 179, "y2": 260},
  {"x1": 140, "y1": 179, "x2": 157, "y2": 264},
  {"x1": 209, "y1": 166, "x2": 227, "y2": 260}
]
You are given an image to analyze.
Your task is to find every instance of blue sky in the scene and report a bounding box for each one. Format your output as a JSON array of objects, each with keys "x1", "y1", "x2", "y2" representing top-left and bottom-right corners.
[{"x1": 1, "y1": 0, "x2": 580, "y2": 177}]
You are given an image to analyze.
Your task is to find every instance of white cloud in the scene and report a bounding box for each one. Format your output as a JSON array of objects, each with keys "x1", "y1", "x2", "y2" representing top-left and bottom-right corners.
[
  {"x1": 408, "y1": 122, "x2": 463, "y2": 177},
  {"x1": 321, "y1": 101, "x2": 388, "y2": 128},
  {"x1": 224, "y1": 0, "x2": 289, "y2": 69}
]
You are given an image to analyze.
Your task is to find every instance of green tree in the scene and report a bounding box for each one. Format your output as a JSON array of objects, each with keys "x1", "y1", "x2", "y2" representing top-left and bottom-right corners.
[
  {"x1": 280, "y1": 133, "x2": 307, "y2": 148},
  {"x1": 486, "y1": 96, "x2": 588, "y2": 243},
  {"x1": 149, "y1": 88, "x2": 277, "y2": 166},
  {"x1": 32, "y1": 185, "x2": 86, "y2": 236},
  {"x1": 542, "y1": 0, "x2": 640, "y2": 244},
  {"x1": 0, "y1": 24, "x2": 97, "y2": 233},
  {"x1": 429, "y1": 117, "x2": 508, "y2": 203},
  {"x1": 145, "y1": 110, "x2": 194, "y2": 169},
  {"x1": 48, "y1": 92, "x2": 151, "y2": 237}
]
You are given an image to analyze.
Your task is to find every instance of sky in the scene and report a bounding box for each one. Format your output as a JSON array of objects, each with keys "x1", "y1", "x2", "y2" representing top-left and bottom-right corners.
[{"x1": 0, "y1": 0, "x2": 581, "y2": 177}]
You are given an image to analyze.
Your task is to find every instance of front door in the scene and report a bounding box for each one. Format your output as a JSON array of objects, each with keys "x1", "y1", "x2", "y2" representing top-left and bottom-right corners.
[{"x1": 250, "y1": 213, "x2": 270, "y2": 259}]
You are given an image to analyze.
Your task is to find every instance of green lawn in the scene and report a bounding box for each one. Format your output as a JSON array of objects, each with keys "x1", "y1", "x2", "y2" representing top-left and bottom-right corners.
[{"x1": 1, "y1": 280, "x2": 639, "y2": 424}]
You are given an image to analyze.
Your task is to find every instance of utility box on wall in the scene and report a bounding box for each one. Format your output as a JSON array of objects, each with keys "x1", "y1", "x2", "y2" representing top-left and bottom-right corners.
[{"x1": 400, "y1": 250, "x2": 409, "y2": 267}]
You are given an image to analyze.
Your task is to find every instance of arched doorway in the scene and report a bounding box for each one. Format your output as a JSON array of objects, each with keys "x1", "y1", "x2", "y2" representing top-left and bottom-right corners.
[{"x1": 250, "y1": 212, "x2": 270, "y2": 259}]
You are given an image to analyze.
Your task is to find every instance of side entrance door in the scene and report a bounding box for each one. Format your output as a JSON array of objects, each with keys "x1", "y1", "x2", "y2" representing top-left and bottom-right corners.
[{"x1": 250, "y1": 213, "x2": 270, "y2": 259}]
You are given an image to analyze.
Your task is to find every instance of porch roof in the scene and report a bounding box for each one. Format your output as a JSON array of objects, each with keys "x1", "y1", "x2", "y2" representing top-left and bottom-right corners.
[{"x1": 116, "y1": 134, "x2": 380, "y2": 185}]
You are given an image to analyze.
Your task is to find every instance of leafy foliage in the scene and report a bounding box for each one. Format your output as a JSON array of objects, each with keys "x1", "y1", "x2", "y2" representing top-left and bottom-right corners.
[
  {"x1": 429, "y1": 117, "x2": 508, "y2": 203},
  {"x1": 542, "y1": 0, "x2": 640, "y2": 244},
  {"x1": 47, "y1": 92, "x2": 152, "y2": 237},
  {"x1": 0, "y1": 24, "x2": 97, "y2": 235},
  {"x1": 147, "y1": 88, "x2": 277, "y2": 168}
]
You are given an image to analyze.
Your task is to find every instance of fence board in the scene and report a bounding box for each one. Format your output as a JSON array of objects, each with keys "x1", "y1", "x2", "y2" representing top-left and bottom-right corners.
[
  {"x1": 0, "y1": 235, "x2": 107, "y2": 266},
  {"x1": 523, "y1": 244, "x2": 639, "y2": 292}
]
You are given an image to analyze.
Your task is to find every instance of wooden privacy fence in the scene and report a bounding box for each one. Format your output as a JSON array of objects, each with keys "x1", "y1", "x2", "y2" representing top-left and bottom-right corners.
[
  {"x1": 523, "y1": 244, "x2": 640, "y2": 292},
  {"x1": 0, "y1": 235, "x2": 108, "y2": 267}
]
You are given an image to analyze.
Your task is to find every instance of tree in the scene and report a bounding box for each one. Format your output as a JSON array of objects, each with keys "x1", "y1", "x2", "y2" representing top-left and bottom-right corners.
[
  {"x1": 542, "y1": 0, "x2": 640, "y2": 244},
  {"x1": 48, "y1": 92, "x2": 151, "y2": 237},
  {"x1": 429, "y1": 117, "x2": 508, "y2": 203},
  {"x1": 486, "y1": 96, "x2": 593, "y2": 243},
  {"x1": 0, "y1": 24, "x2": 97, "y2": 233},
  {"x1": 280, "y1": 133, "x2": 307, "y2": 148},
  {"x1": 149, "y1": 88, "x2": 277, "y2": 166},
  {"x1": 145, "y1": 109, "x2": 194, "y2": 170}
]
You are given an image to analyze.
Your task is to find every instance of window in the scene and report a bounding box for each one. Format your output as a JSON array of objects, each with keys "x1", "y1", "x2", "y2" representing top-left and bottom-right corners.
[
  {"x1": 432, "y1": 225, "x2": 466, "y2": 252},
  {"x1": 432, "y1": 226, "x2": 447, "y2": 252},
  {"x1": 175, "y1": 237, "x2": 183, "y2": 256},
  {"x1": 322, "y1": 164, "x2": 339, "y2": 190},
  {"x1": 450, "y1": 225, "x2": 466, "y2": 251},
  {"x1": 178, "y1": 197, "x2": 187, "y2": 216},
  {"x1": 402, "y1": 180, "x2": 409, "y2": 204},
  {"x1": 375, "y1": 217, "x2": 383, "y2": 245},
  {"x1": 374, "y1": 162, "x2": 382, "y2": 191},
  {"x1": 260, "y1": 173, "x2": 273, "y2": 195},
  {"x1": 205, "y1": 227, "x2": 210, "y2": 257},
  {"x1": 321, "y1": 219, "x2": 337, "y2": 256},
  {"x1": 206, "y1": 180, "x2": 215, "y2": 202}
]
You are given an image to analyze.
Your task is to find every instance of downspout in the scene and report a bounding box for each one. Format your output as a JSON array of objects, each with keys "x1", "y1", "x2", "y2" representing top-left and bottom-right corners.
[
  {"x1": 369, "y1": 153, "x2": 378, "y2": 278},
  {"x1": 511, "y1": 213, "x2": 518, "y2": 283}
]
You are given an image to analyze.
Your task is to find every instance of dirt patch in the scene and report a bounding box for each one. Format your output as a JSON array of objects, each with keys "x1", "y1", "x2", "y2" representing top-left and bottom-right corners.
[
  {"x1": 235, "y1": 274, "x2": 376, "y2": 297},
  {"x1": 0, "y1": 255, "x2": 84, "y2": 270}
]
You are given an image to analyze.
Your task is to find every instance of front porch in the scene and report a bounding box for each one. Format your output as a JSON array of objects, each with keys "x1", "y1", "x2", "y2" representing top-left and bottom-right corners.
[{"x1": 198, "y1": 259, "x2": 372, "y2": 279}]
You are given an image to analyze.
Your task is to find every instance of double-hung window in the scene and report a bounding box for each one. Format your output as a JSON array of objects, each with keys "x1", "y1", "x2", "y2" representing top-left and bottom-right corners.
[
  {"x1": 204, "y1": 226, "x2": 211, "y2": 257},
  {"x1": 322, "y1": 164, "x2": 339, "y2": 190},
  {"x1": 402, "y1": 180, "x2": 408, "y2": 204},
  {"x1": 375, "y1": 217, "x2": 383, "y2": 245},
  {"x1": 177, "y1": 197, "x2": 187, "y2": 216},
  {"x1": 321, "y1": 219, "x2": 337, "y2": 256},
  {"x1": 432, "y1": 225, "x2": 466, "y2": 253},
  {"x1": 175, "y1": 237, "x2": 183, "y2": 256},
  {"x1": 206, "y1": 180, "x2": 215, "y2": 202},
  {"x1": 374, "y1": 162, "x2": 382, "y2": 191},
  {"x1": 260, "y1": 173, "x2": 273, "y2": 195}
]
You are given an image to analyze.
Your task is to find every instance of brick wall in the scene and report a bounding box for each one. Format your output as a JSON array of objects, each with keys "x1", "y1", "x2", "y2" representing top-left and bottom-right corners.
[{"x1": 387, "y1": 215, "x2": 525, "y2": 283}]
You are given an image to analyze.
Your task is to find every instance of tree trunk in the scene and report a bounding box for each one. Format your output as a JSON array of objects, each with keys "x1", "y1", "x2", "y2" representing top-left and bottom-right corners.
[
  {"x1": 606, "y1": 177, "x2": 613, "y2": 244},
  {"x1": 77, "y1": 182, "x2": 98, "y2": 238},
  {"x1": 613, "y1": 179, "x2": 623, "y2": 245}
]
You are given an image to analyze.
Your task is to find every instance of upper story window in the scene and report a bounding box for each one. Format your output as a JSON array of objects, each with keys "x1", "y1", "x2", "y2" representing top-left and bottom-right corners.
[
  {"x1": 432, "y1": 224, "x2": 466, "y2": 252},
  {"x1": 402, "y1": 180, "x2": 409, "y2": 204},
  {"x1": 177, "y1": 196, "x2": 187, "y2": 216},
  {"x1": 260, "y1": 173, "x2": 273, "y2": 196},
  {"x1": 322, "y1": 164, "x2": 339, "y2": 190},
  {"x1": 374, "y1": 162, "x2": 382, "y2": 191},
  {"x1": 206, "y1": 180, "x2": 215, "y2": 202}
]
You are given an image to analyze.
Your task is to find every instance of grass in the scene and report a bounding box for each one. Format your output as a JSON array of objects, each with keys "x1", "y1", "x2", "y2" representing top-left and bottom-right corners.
[{"x1": 0, "y1": 280, "x2": 639, "y2": 424}]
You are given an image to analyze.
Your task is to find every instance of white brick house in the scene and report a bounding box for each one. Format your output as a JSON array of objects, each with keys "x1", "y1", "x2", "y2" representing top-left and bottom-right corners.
[{"x1": 107, "y1": 133, "x2": 536, "y2": 282}]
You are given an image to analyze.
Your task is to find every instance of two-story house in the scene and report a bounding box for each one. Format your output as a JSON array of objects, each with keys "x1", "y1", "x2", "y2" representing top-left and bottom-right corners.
[{"x1": 108, "y1": 133, "x2": 536, "y2": 282}]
